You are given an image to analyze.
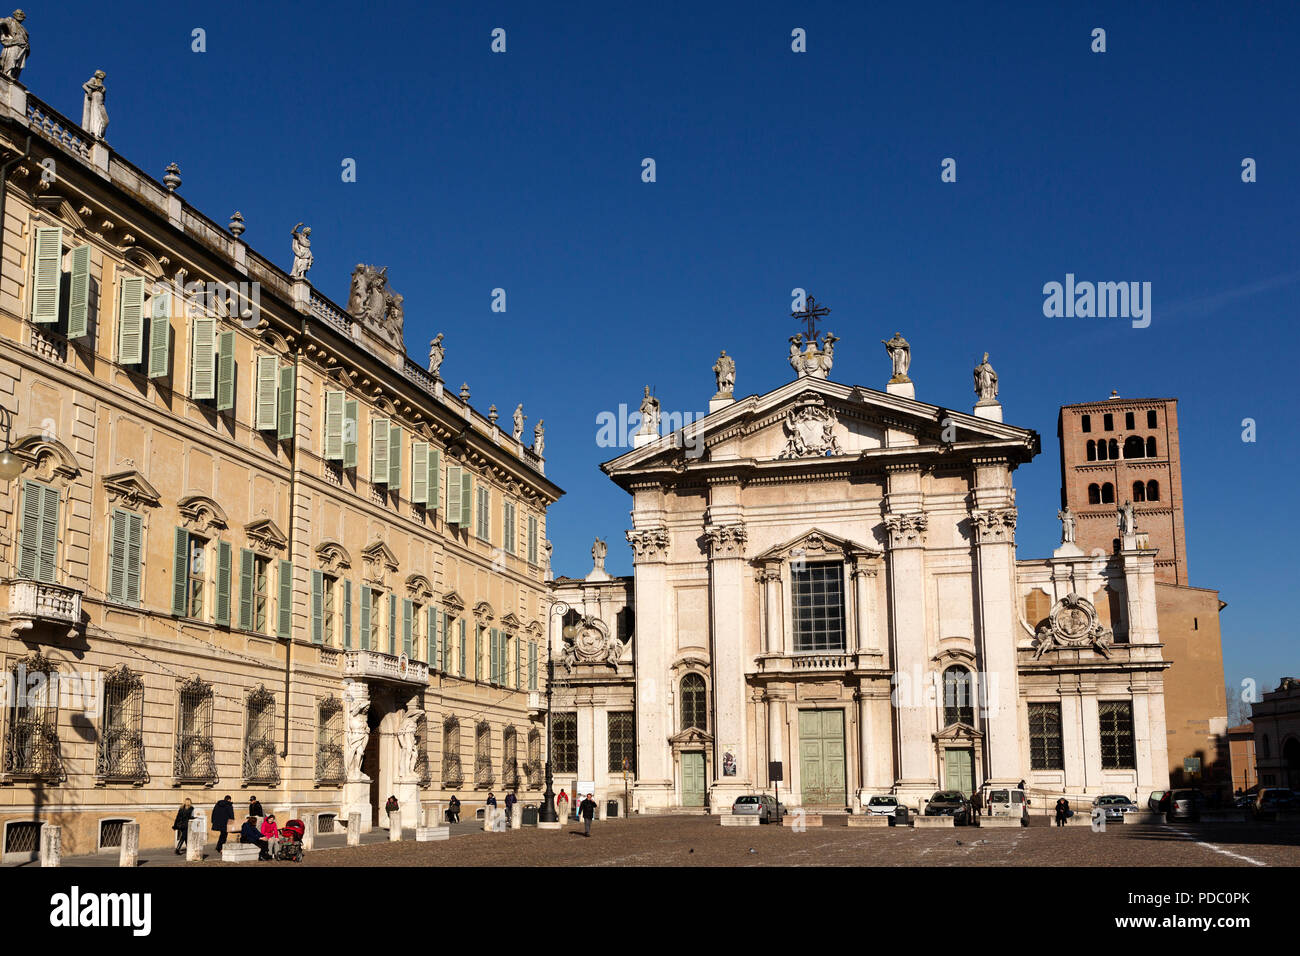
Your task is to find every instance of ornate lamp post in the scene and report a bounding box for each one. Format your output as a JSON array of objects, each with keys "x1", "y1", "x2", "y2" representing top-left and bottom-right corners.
[{"x1": 539, "y1": 599, "x2": 577, "y2": 823}]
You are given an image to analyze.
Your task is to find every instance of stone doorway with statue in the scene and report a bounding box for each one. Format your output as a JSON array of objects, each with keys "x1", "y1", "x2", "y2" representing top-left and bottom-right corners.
[{"x1": 342, "y1": 675, "x2": 428, "y2": 833}]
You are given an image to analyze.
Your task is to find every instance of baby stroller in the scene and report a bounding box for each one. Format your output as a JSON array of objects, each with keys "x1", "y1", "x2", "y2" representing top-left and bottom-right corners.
[{"x1": 275, "y1": 819, "x2": 306, "y2": 862}]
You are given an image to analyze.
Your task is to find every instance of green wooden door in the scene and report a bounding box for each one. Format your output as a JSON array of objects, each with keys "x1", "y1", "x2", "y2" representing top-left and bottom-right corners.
[
  {"x1": 681, "y1": 752, "x2": 706, "y2": 807},
  {"x1": 944, "y1": 748, "x2": 974, "y2": 796},
  {"x1": 799, "y1": 710, "x2": 846, "y2": 806}
]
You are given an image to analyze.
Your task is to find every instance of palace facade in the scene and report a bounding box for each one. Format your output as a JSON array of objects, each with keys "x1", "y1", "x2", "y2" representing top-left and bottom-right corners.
[{"x1": 0, "y1": 69, "x2": 558, "y2": 857}]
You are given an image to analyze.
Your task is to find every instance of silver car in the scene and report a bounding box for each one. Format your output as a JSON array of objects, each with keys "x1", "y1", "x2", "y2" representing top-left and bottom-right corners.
[{"x1": 731, "y1": 794, "x2": 784, "y2": 822}]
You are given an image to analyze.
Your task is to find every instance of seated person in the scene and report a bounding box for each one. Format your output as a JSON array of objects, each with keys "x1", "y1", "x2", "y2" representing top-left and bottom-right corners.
[
  {"x1": 239, "y1": 816, "x2": 271, "y2": 860},
  {"x1": 261, "y1": 813, "x2": 282, "y2": 858}
]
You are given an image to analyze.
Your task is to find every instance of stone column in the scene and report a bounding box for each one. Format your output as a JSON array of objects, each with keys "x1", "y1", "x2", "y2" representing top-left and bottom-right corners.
[
  {"x1": 857, "y1": 691, "x2": 873, "y2": 805},
  {"x1": 851, "y1": 559, "x2": 879, "y2": 654},
  {"x1": 186, "y1": 818, "x2": 205, "y2": 861},
  {"x1": 40, "y1": 825, "x2": 60, "y2": 867},
  {"x1": 512, "y1": 803, "x2": 523, "y2": 828},
  {"x1": 119, "y1": 822, "x2": 140, "y2": 867},
  {"x1": 761, "y1": 566, "x2": 783, "y2": 655},
  {"x1": 707, "y1": 517, "x2": 750, "y2": 805},
  {"x1": 301, "y1": 813, "x2": 316, "y2": 852},
  {"x1": 766, "y1": 691, "x2": 785, "y2": 782},
  {"x1": 347, "y1": 812, "x2": 361, "y2": 846},
  {"x1": 626, "y1": 523, "x2": 673, "y2": 808},
  {"x1": 387, "y1": 809, "x2": 402, "y2": 840},
  {"x1": 341, "y1": 680, "x2": 374, "y2": 833}
]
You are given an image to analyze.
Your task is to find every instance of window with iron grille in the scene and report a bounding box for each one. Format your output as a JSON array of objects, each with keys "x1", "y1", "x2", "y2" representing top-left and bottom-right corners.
[
  {"x1": 442, "y1": 716, "x2": 463, "y2": 787},
  {"x1": 243, "y1": 685, "x2": 280, "y2": 785},
  {"x1": 525, "y1": 728, "x2": 542, "y2": 788},
  {"x1": 552, "y1": 712, "x2": 577, "y2": 774},
  {"x1": 99, "y1": 818, "x2": 129, "y2": 849},
  {"x1": 409, "y1": 696, "x2": 430, "y2": 786},
  {"x1": 680, "y1": 673, "x2": 707, "y2": 731},
  {"x1": 3, "y1": 654, "x2": 63, "y2": 780},
  {"x1": 791, "y1": 561, "x2": 846, "y2": 652},
  {"x1": 1099, "y1": 701, "x2": 1135, "y2": 769},
  {"x1": 317, "y1": 813, "x2": 336, "y2": 834},
  {"x1": 607, "y1": 711, "x2": 635, "y2": 774},
  {"x1": 942, "y1": 666, "x2": 974, "y2": 727},
  {"x1": 502, "y1": 726, "x2": 519, "y2": 790},
  {"x1": 97, "y1": 665, "x2": 147, "y2": 782},
  {"x1": 315, "y1": 696, "x2": 344, "y2": 785},
  {"x1": 1028, "y1": 702, "x2": 1064, "y2": 770},
  {"x1": 474, "y1": 719, "x2": 494, "y2": 787},
  {"x1": 3, "y1": 821, "x2": 42, "y2": 856},
  {"x1": 175, "y1": 677, "x2": 216, "y2": 783}
]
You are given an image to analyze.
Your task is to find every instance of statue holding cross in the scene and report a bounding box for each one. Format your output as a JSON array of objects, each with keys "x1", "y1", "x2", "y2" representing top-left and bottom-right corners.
[{"x1": 788, "y1": 296, "x2": 838, "y2": 380}]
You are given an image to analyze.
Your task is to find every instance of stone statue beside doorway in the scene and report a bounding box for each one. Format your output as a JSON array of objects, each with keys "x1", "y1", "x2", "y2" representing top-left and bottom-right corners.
[
  {"x1": 344, "y1": 690, "x2": 370, "y2": 781},
  {"x1": 397, "y1": 706, "x2": 424, "y2": 779}
]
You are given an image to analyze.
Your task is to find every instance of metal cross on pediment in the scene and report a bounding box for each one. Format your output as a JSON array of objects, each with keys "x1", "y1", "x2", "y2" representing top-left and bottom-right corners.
[{"x1": 791, "y1": 296, "x2": 831, "y2": 340}]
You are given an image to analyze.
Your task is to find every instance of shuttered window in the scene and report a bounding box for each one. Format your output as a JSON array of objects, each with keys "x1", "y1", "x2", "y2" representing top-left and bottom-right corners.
[
  {"x1": 427, "y1": 447, "x2": 440, "y2": 511},
  {"x1": 116, "y1": 276, "x2": 145, "y2": 364},
  {"x1": 214, "y1": 540, "x2": 232, "y2": 627},
  {"x1": 66, "y1": 245, "x2": 91, "y2": 338},
  {"x1": 277, "y1": 366, "x2": 294, "y2": 440},
  {"x1": 402, "y1": 599, "x2": 414, "y2": 657},
  {"x1": 343, "y1": 580, "x2": 353, "y2": 649},
  {"x1": 388, "y1": 593, "x2": 398, "y2": 655},
  {"x1": 460, "y1": 470, "x2": 472, "y2": 527},
  {"x1": 475, "y1": 625, "x2": 483, "y2": 682},
  {"x1": 528, "y1": 641, "x2": 537, "y2": 691},
  {"x1": 503, "y1": 500, "x2": 516, "y2": 555},
  {"x1": 427, "y1": 605, "x2": 438, "y2": 667},
  {"x1": 215, "y1": 331, "x2": 235, "y2": 409},
  {"x1": 489, "y1": 626, "x2": 499, "y2": 685},
  {"x1": 17, "y1": 480, "x2": 60, "y2": 584},
  {"x1": 324, "y1": 390, "x2": 345, "y2": 461},
  {"x1": 475, "y1": 485, "x2": 490, "y2": 542},
  {"x1": 238, "y1": 548, "x2": 255, "y2": 630},
  {"x1": 31, "y1": 226, "x2": 63, "y2": 324},
  {"x1": 446, "y1": 464, "x2": 462, "y2": 523},
  {"x1": 359, "y1": 586, "x2": 371, "y2": 650},
  {"x1": 458, "y1": 619, "x2": 467, "y2": 677},
  {"x1": 388, "y1": 423, "x2": 401, "y2": 490},
  {"x1": 190, "y1": 316, "x2": 216, "y2": 400},
  {"x1": 371, "y1": 417, "x2": 389, "y2": 485},
  {"x1": 343, "y1": 399, "x2": 358, "y2": 469},
  {"x1": 277, "y1": 560, "x2": 293, "y2": 638},
  {"x1": 527, "y1": 515, "x2": 538, "y2": 565},
  {"x1": 311, "y1": 570, "x2": 324, "y2": 644},
  {"x1": 107, "y1": 508, "x2": 144, "y2": 606},
  {"x1": 411, "y1": 441, "x2": 429, "y2": 504},
  {"x1": 255, "y1": 355, "x2": 278, "y2": 430},
  {"x1": 148, "y1": 298, "x2": 171, "y2": 379}
]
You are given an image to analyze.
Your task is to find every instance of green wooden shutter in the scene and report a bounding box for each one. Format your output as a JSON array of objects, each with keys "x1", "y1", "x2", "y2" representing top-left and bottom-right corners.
[
  {"x1": 171, "y1": 527, "x2": 189, "y2": 615},
  {"x1": 371, "y1": 417, "x2": 389, "y2": 485},
  {"x1": 529, "y1": 641, "x2": 537, "y2": 691},
  {"x1": 255, "y1": 355, "x2": 278, "y2": 430},
  {"x1": 446, "y1": 464, "x2": 461, "y2": 523},
  {"x1": 324, "y1": 390, "x2": 344, "y2": 460},
  {"x1": 31, "y1": 226, "x2": 62, "y2": 324},
  {"x1": 474, "y1": 626, "x2": 482, "y2": 681},
  {"x1": 277, "y1": 365, "x2": 295, "y2": 440},
  {"x1": 214, "y1": 540, "x2": 232, "y2": 627},
  {"x1": 117, "y1": 276, "x2": 145, "y2": 363},
  {"x1": 66, "y1": 245, "x2": 91, "y2": 338},
  {"x1": 504, "y1": 501, "x2": 515, "y2": 554},
  {"x1": 428, "y1": 448, "x2": 441, "y2": 511},
  {"x1": 388, "y1": 423, "x2": 402, "y2": 490},
  {"x1": 389, "y1": 593, "x2": 398, "y2": 655},
  {"x1": 460, "y1": 471, "x2": 473, "y2": 527},
  {"x1": 402, "y1": 598, "x2": 413, "y2": 657},
  {"x1": 216, "y1": 330, "x2": 235, "y2": 408},
  {"x1": 411, "y1": 441, "x2": 428, "y2": 504},
  {"x1": 458, "y1": 619, "x2": 467, "y2": 677},
  {"x1": 516, "y1": 636, "x2": 522, "y2": 688},
  {"x1": 311, "y1": 570, "x2": 323, "y2": 644},
  {"x1": 190, "y1": 316, "x2": 216, "y2": 399},
  {"x1": 30, "y1": 483, "x2": 59, "y2": 584},
  {"x1": 343, "y1": 399, "x2": 358, "y2": 469},
  {"x1": 238, "y1": 548, "x2": 255, "y2": 630},
  {"x1": 277, "y1": 560, "x2": 292, "y2": 638},
  {"x1": 148, "y1": 303, "x2": 171, "y2": 379},
  {"x1": 528, "y1": 515, "x2": 538, "y2": 565},
  {"x1": 107, "y1": 508, "x2": 128, "y2": 602},
  {"x1": 124, "y1": 511, "x2": 143, "y2": 606},
  {"x1": 343, "y1": 580, "x2": 353, "y2": 649},
  {"x1": 359, "y1": 586, "x2": 371, "y2": 650},
  {"x1": 490, "y1": 627, "x2": 498, "y2": 685},
  {"x1": 427, "y1": 606, "x2": 438, "y2": 667}
]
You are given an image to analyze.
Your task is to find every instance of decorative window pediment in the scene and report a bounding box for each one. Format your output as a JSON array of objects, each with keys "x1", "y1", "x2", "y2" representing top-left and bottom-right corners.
[
  {"x1": 122, "y1": 246, "x2": 167, "y2": 281},
  {"x1": 245, "y1": 517, "x2": 288, "y2": 554},
  {"x1": 178, "y1": 494, "x2": 228, "y2": 534},
  {"x1": 361, "y1": 540, "x2": 399, "y2": 586},
  {"x1": 934, "y1": 722, "x2": 983, "y2": 743},
  {"x1": 315, "y1": 540, "x2": 353, "y2": 573},
  {"x1": 473, "y1": 600, "x2": 495, "y2": 622},
  {"x1": 668, "y1": 726, "x2": 713, "y2": 748},
  {"x1": 670, "y1": 654, "x2": 710, "y2": 674},
  {"x1": 751, "y1": 526, "x2": 881, "y2": 564},
  {"x1": 499, "y1": 611, "x2": 523, "y2": 630},
  {"x1": 101, "y1": 469, "x2": 161, "y2": 509},
  {"x1": 931, "y1": 644, "x2": 977, "y2": 667},
  {"x1": 405, "y1": 574, "x2": 434, "y2": 602},
  {"x1": 441, "y1": 589, "x2": 465, "y2": 614},
  {"x1": 12, "y1": 433, "x2": 79, "y2": 484}
]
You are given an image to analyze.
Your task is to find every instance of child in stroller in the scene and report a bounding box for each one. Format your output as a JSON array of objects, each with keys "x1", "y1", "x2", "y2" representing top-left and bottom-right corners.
[{"x1": 275, "y1": 819, "x2": 306, "y2": 862}]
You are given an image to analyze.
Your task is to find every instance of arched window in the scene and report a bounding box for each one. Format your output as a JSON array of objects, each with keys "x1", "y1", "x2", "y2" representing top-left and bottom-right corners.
[
  {"x1": 1108, "y1": 439, "x2": 1119, "y2": 459},
  {"x1": 1086, "y1": 440, "x2": 1096, "y2": 461},
  {"x1": 1101, "y1": 483, "x2": 1115, "y2": 504},
  {"x1": 1096, "y1": 440, "x2": 1107, "y2": 461},
  {"x1": 1103, "y1": 413, "x2": 1114, "y2": 431},
  {"x1": 942, "y1": 666, "x2": 974, "y2": 726},
  {"x1": 1088, "y1": 484, "x2": 1101, "y2": 505},
  {"x1": 1132, "y1": 481, "x2": 1145, "y2": 502},
  {"x1": 1123, "y1": 436, "x2": 1144, "y2": 459},
  {"x1": 680, "y1": 673, "x2": 707, "y2": 731},
  {"x1": 1081, "y1": 414, "x2": 1092, "y2": 433},
  {"x1": 1146, "y1": 480, "x2": 1159, "y2": 501},
  {"x1": 1125, "y1": 411, "x2": 1135, "y2": 430},
  {"x1": 1146, "y1": 436, "x2": 1157, "y2": 457},
  {"x1": 1147, "y1": 410, "x2": 1158, "y2": 428}
]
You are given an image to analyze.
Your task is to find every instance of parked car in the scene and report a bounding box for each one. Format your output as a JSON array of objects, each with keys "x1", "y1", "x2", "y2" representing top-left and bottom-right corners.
[
  {"x1": 731, "y1": 794, "x2": 784, "y2": 822},
  {"x1": 1255, "y1": 788, "x2": 1297, "y2": 813},
  {"x1": 983, "y1": 787, "x2": 1029, "y2": 825},
  {"x1": 1092, "y1": 794, "x2": 1139, "y2": 821},
  {"x1": 923, "y1": 791, "x2": 972, "y2": 825},
  {"x1": 1165, "y1": 788, "x2": 1202, "y2": 822},
  {"x1": 1147, "y1": 790, "x2": 1167, "y2": 813},
  {"x1": 864, "y1": 795, "x2": 900, "y2": 816}
]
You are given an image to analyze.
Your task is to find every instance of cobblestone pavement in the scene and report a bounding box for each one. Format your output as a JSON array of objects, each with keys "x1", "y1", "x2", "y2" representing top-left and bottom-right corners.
[{"x1": 287, "y1": 816, "x2": 1300, "y2": 868}]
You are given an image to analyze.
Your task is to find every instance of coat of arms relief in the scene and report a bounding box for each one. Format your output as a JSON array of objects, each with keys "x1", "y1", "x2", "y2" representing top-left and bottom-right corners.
[{"x1": 777, "y1": 392, "x2": 843, "y2": 459}]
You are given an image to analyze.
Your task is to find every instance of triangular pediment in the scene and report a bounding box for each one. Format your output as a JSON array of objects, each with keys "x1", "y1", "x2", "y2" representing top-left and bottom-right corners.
[
  {"x1": 245, "y1": 518, "x2": 288, "y2": 553},
  {"x1": 752, "y1": 527, "x2": 882, "y2": 562},
  {"x1": 602, "y1": 373, "x2": 1037, "y2": 486},
  {"x1": 668, "y1": 726, "x2": 713, "y2": 747},
  {"x1": 102, "y1": 469, "x2": 161, "y2": 508},
  {"x1": 934, "y1": 722, "x2": 983, "y2": 742}
]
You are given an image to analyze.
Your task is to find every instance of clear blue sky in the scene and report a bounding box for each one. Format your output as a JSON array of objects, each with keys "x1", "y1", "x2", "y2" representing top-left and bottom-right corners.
[{"x1": 31, "y1": 2, "x2": 1298, "y2": 697}]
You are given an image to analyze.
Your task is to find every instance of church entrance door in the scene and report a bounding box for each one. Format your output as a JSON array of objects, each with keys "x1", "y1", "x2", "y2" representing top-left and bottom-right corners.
[
  {"x1": 798, "y1": 709, "x2": 846, "y2": 807},
  {"x1": 682, "y1": 752, "x2": 706, "y2": 806},
  {"x1": 944, "y1": 748, "x2": 975, "y2": 797}
]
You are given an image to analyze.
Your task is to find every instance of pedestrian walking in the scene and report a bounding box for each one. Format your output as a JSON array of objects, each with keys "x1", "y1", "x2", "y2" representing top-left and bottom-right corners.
[
  {"x1": 1055, "y1": 796, "x2": 1071, "y2": 827},
  {"x1": 504, "y1": 790, "x2": 517, "y2": 825},
  {"x1": 447, "y1": 794, "x2": 461, "y2": 823},
  {"x1": 579, "y1": 793, "x2": 597, "y2": 837},
  {"x1": 172, "y1": 798, "x2": 195, "y2": 855},
  {"x1": 249, "y1": 795, "x2": 265, "y2": 819},
  {"x1": 212, "y1": 794, "x2": 235, "y2": 852}
]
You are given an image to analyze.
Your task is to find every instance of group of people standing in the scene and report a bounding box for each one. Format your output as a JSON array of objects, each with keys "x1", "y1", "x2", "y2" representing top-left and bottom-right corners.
[{"x1": 178, "y1": 794, "x2": 281, "y2": 860}]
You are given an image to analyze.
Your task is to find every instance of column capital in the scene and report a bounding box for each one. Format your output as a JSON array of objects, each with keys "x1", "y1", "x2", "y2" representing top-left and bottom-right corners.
[
  {"x1": 883, "y1": 511, "x2": 928, "y2": 549},
  {"x1": 625, "y1": 526, "x2": 670, "y2": 564},
  {"x1": 705, "y1": 521, "x2": 747, "y2": 559},
  {"x1": 969, "y1": 507, "x2": 1017, "y2": 545}
]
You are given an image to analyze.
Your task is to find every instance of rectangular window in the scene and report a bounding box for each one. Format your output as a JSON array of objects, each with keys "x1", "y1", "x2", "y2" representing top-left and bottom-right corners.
[
  {"x1": 324, "y1": 390, "x2": 345, "y2": 460},
  {"x1": 1028, "y1": 702, "x2": 1063, "y2": 771},
  {"x1": 253, "y1": 555, "x2": 270, "y2": 633},
  {"x1": 116, "y1": 275, "x2": 145, "y2": 364},
  {"x1": 277, "y1": 366, "x2": 295, "y2": 441},
  {"x1": 476, "y1": 486, "x2": 490, "y2": 541},
  {"x1": 191, "y1": 316, "x2": 217, "y2": 400},
  {"x1": 504, "y1": 500, "x2": 516, "y2": 555},
  {"x1": 475, "y1": 625, "x2": 483, "y2": 681},
  {"x1": 343, "y1": 399, "x2": 359, "y2": 469},
  {"x1": 98, "y1": 668, "x2": 146, "y2": 781},
  {"x1": 527, "y1": 514, "x2": 538, "y2": 565},
  {"x1": 608, "y1": 712, "x2": 636, "y2": 774},
  {"x1": 1099, "y1": 701, "x2": 1135, "y2": 770},
  {"x1": 31, "y1": 225, "x2": 63, "y2": 325},
  {"x1": 553, "y1": 712, "x2": 578, "y2": 774},
  {"x1": 17, "y1": 479, "x2": 60, "y2": 584},
  {"x1": 528, "y1": 641, "x2": 537, "y2": 691},
  {"x1": 175, "y1": 679, "x2": 216, "y2": 783},
  {"x1": 215, "y1": 329, "x2": 235, "y2": 409},
  {"x1": 243, "y1": 689, "x2": 279, "y2": 785},
  {"x1": 371, "y1": 417, "x2": 389, "y2": 486},
  {"x1": 186, "y1": 535, "x2": 207, "y2": 619},
  {"x1": 458, "y1": 619, "x2": 467, "y2": 678},
  {"x1": 791, "y1": 561, "x2": 846, "y2": 652},
  {"x1": 315, "y1": 697, "x2": 344, "y2": 785},
  {"x1": 323, "y1": 575, "x2": 337, "y2": 646},
  {"x1": 107, "y1": 508, "x2": 144, "y2": 606},
  {"x1": 255, "y1": 354, "x2": 278, "y2": 431}
]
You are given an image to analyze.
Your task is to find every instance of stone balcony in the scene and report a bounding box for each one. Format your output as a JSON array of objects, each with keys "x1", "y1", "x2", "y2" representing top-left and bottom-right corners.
[
  {"x1": 343, "y1": 649, "x2": 428, "y2": 686},
  {"x1": 755, "y1": 651, "x2": 854, "y2": 676},
  {"x1": 6, "y1": 578, "x2": 83, "y2": 638}
]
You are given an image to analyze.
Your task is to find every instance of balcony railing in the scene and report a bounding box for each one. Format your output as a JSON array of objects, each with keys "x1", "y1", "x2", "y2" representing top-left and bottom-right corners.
[
  {"x1": 343, "y1": 649, "x2": 429, "y2": 685},
  {"x1": 757, "y1": 651, "x2": 852, "y2": 674},
  {"x1": 7, "y1": 579, "x2": 82, "y2": 636}
]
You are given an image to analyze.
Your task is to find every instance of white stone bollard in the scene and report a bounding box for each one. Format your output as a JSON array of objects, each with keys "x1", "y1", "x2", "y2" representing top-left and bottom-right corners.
[
  {"x1": 388, "y1": 809, "x2": 402, "y2": 841},
  {"x1": 347, "y1": 811, "x2": 361, "y2": 846},
  {"x1": 512, "y1": 804, "x2": 523, "y2": 829},
  {"x1": 40, "y1": 825, "x2": 61, "y2": 867},
  {"x1": 301, "y1": 813, "x2": 315, "y2": 852},
  {"x1": 427, "y1": 802, "x2": 444, "y2": 827},
  {"x1": 119, "y1": 822, "x2": 140, "y2": 867},
  {"x1": 598, "y1": 800, "x2": 608, "y2": 822},
  {"x1": 187, "y1": 819, "x2": 205, "y2": 861}
]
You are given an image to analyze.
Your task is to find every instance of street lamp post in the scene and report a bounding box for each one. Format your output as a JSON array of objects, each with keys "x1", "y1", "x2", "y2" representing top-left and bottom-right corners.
[{"x1": 538, "y1": 599, "x2": 571, "y2": 823}]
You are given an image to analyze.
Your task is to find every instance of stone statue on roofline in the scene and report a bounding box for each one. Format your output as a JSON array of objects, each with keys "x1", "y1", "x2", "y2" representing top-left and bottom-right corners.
[
  {"x1": 0, "y1": 10, "x2": 30, "y2": 81},
  {"x1": 81, "y1": 70, "x2": 108, "y2": 141},
  {"x1": 637, "y1": 386, "x2": 660, "y2": 437},
  {"x1": 513, "y1": 404, "x2": 526, "y2": 441},
  {"x1": 346, "y1": 264, "x2": 405, "y2": 350},
  {"x1": 428, "y1": 333, "x2": 445, "y2": 378},
  {"x1": 1057, "y1": 507, "x2": 1076, "y2": 544},
  {"x1": 290, "y1": 222, "x2": 312, "y2": 279},
  {"x1": 713, "y1": 351, "x2": 735, "y2": 396},
  {"x1": 882, "y1": 332, "x2": 910, "y2": 383},
  {"x1": 974, "y1": 352, "x2": 998, "y2": 403},
  {"x1": 533, "y1": 419, "x2": 544, "y2": 456}
]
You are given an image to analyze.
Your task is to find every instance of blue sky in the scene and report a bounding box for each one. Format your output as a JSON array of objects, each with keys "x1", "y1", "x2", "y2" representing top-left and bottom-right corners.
[{"x1": 30, "y1": 2, "x2": 1298, "y2": 695}]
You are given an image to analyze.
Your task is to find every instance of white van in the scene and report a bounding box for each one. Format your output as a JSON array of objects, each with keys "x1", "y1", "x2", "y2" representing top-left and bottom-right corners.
[{"x1": 982, "y1": 786, "x2": 1029, "y2": 824}]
